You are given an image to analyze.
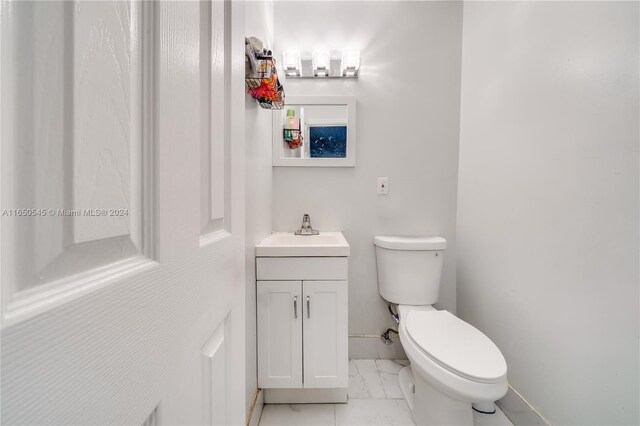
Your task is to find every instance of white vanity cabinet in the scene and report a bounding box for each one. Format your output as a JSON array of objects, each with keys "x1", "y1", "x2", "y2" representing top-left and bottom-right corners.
[
  {"x1": 257, "y1": 279, "x2": 347, "y2": 389},
  {"x1": 302, "y1": 280, "x2": 348, "y2": 389},
  {"x1": 255, "y1": 233, "x2": 349, "y2": 403},
  {"x1": 257, "y1": 281, "x2": 304, "y2": 389}
]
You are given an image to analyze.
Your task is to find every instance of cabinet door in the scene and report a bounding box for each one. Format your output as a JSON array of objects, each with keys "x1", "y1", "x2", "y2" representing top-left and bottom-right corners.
[
  {"x1": 257, "y1": 281, "x2": 303, "y2": 388},
  {"x1": 303, "y1": 281, "x2": 348, "y2": 388}
]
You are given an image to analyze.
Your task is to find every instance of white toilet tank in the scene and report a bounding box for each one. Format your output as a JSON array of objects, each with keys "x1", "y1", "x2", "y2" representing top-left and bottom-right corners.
[{"x1": 374, "y1": 236, "x2": 447, "y2": 305}]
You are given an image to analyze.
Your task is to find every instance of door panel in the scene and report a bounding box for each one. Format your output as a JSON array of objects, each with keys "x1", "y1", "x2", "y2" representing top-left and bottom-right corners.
[
  {"x1": 200, "y1": 0, "x2": 230, "y2": 238},
  {"x1": 257, "y1": 281, "x2": 303, "y2": 388},
  {"x1": 0, "y1": 1, "x2": 246, "y2": 424},
  {"x1": 303, "y1": 281, "x2": 348, "y2": 388},
  {"x1": 2, "y1": 0, "x2": 149, "y2": 303},
  {"x1": 201, "y1": 318, "x2": 229, "y2": 426}
]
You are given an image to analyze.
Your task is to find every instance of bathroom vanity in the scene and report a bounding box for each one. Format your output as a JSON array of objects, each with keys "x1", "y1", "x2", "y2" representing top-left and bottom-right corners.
[{"x1": 255, "y1": 232, "x2": 349, "y2": 403}]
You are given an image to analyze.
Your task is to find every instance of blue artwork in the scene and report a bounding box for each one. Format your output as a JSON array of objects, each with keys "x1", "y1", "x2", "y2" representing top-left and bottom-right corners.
[{"x1": 309, "y1": 125, "x2": 347, "y2": 158}]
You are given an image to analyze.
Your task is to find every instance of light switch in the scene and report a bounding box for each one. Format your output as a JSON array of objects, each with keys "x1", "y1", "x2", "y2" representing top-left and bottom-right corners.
[{"x1": 377, "y1": 177, "x2": 389, "y2": 195}]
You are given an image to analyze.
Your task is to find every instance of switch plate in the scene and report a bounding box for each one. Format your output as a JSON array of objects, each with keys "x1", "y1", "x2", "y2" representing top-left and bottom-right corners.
[{"x1": 377, "y1": 177, "x2": 389, "y2": 195}]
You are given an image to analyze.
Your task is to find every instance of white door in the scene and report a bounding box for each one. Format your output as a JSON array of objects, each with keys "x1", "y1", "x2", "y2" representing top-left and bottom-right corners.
[
  {"x1": 303, "y1": 281, "x2": 348, "y2": 388},
  {"x1": 257, "y1": 281, "x2": 303, "y2": 388},
  {"x1": 1, "y1": 1, "x2": 246, "y2": 424}
]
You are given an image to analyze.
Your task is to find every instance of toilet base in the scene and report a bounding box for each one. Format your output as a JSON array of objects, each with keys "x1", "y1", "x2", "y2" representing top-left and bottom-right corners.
[
  {"x1": 398, "y1": 366, "x2": 415, "y2": 411},
  {"x1": 400, "y1": 366, "x2": 473, "y2": 426},
  {"x1": 472, "y1": 402, "x2": 496, "y2": 414}
]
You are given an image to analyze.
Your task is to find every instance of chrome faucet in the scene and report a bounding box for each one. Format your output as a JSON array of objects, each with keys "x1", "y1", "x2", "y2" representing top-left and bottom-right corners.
[{"x1": 294, "y1": 213, "x2": 319, "y2": 235}]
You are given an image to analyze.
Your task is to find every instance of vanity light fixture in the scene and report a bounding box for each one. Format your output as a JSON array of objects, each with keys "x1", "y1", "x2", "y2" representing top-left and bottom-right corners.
[
  {"x1": 312, "y1": 50, "x2": 330, "y2": 77},
  {"x1": 282, "y1": 51, "x2": 302, "y2": 77},
  {"x1": 282, "y1": 50, "x2": 361, "y2": 79},
  {"x1": 341, "y1": 50, "x2": 360, "y2": 77}
]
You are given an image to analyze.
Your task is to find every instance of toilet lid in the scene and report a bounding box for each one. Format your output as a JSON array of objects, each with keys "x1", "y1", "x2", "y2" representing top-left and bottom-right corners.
[{"x1": 405, "y1": 310, "x2": 507, "y2": 383}]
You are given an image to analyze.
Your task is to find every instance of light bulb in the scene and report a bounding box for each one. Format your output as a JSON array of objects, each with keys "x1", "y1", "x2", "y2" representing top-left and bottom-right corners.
[
  {"x1": 340, "y1": 50, "x2": 360, "y2": 77},
  {"x1": 282, "y1": 51, "x2": 302, "y2": 76},
  {"x1": 312, "y1": 50, "x2": 330, "y2": 77}
]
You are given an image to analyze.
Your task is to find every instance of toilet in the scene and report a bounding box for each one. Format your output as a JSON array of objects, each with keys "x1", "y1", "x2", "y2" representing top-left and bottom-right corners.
[{"x1": 374, "y1": 236, "x2": 508, "y2": 426}]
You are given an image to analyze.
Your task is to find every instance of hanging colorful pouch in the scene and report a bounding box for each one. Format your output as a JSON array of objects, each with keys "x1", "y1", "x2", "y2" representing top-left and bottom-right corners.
[{"x1": 245, "y1": 38, "x2": 285, "y2": 110}]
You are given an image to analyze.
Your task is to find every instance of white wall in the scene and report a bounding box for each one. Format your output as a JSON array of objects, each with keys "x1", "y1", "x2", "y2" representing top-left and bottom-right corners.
[
  {"x1": 244, "y1": 0, "x2": 274, "y2": 416},
  {"x1": 457, "y1": 2, "x2": 639, "y2": 425},
  {"x1": 273, "y1": 1, "x2": 463, "y2": 357}
]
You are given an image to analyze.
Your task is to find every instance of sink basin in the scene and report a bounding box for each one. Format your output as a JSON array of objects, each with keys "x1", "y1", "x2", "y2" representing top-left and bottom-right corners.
[{"x1": 255, "y1": 232, "x2": 350, "y2": 257}]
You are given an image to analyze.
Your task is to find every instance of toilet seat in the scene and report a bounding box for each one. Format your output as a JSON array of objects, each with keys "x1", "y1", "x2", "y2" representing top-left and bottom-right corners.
[{"x1": 405, "y1": 310, "x2": 507, "y2": 384}]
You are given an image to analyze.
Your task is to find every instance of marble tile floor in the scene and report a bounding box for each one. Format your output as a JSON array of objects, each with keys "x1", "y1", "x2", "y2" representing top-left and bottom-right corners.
[{"x1": 259, "y1": 359, "x2": 513, "y2": 426}]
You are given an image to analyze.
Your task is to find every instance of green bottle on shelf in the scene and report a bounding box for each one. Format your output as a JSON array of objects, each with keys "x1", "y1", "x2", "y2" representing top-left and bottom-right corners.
[{"x1": 284, "y1": 109, "x2": 295, "y2": 140}]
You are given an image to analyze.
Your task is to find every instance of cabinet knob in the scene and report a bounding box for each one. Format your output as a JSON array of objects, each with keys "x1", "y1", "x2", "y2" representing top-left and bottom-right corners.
[
  {"x1": 293, "y1": 296, "x2": 298, "y2": 319},
  {"x1": 306, "y1": 296, "x2": 311, "y2": 319}
]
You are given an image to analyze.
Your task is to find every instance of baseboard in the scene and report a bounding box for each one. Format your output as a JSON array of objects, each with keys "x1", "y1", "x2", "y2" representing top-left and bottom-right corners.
[
  {"x1": 247, "y1": 389, "x2": 264, "y2": 426},
  {"x1": 264, "y1": 388, "x2": 347, "y2": 404},
  {"x1": 348, "y1": 335, "x2": 407, "y2": 359},
  {"x1": 497, "y1": 386, "x2": 551, "y2": 426}
]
